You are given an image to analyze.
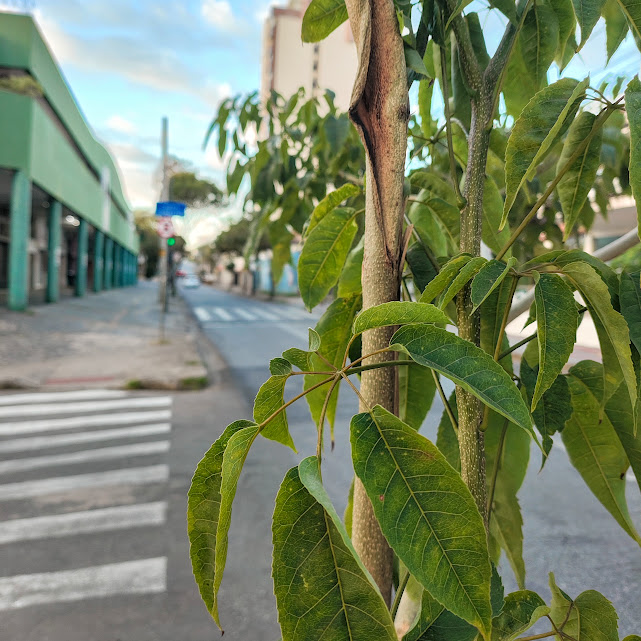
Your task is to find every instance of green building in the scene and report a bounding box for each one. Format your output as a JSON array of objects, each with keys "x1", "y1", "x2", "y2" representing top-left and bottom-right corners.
[{"x1": 0, "y1": 12, "x2": 139, "y2": 310}]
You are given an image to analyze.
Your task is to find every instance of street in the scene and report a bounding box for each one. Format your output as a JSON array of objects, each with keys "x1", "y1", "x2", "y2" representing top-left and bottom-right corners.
[{"x1": 0, "y1": 283, "x2": 640, "y2": 639}]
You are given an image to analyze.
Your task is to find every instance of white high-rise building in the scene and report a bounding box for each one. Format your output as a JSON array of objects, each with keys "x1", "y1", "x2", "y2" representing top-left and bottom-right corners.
[{"x1": 260, "y1": 0, "x2": 358, "y2": 111}]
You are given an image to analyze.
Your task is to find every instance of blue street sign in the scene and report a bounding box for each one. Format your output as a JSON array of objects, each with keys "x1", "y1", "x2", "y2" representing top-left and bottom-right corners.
[{"x1": 155, "y1": 201, "x2": 186, "y2": 217}]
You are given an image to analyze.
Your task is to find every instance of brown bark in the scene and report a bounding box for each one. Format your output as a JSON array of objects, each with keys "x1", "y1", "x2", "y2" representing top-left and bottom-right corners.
[{"x1": 344, "y1": 0, "x2": 409, "y2": 605}]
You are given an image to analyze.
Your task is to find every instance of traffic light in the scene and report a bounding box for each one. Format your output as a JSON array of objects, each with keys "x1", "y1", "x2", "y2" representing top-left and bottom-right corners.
[{"x1": 167, "y1": 237, "x2": 176, "y2": 246}]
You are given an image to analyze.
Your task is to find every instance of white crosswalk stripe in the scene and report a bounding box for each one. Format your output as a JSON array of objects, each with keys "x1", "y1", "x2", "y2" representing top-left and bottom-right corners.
[
  {"x1": 193, "y1": 306, "x2": 211, "y2": 321},
  {"x1": 0, "y1": 558, "x2": 167, "y2": 611},
  {"x1": 0, "y1": 390, "x2": 172, "y2": 610},
  {"x1": 193, "y1": 304, "x2": 314, "y2": 323}
]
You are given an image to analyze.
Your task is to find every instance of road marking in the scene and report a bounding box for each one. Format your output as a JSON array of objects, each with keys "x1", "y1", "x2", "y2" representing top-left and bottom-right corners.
[
  {"x1": 0, "y1": 441, "x2": 170, "y2": 475},
  {"x1": 249, "y1": 307, "x2": 280, "y2": 321},
  {"x1": 0, "y1": 424, "x2": 171, "y2": 454},
  {"x1": 0, "y1": 557, "x2": 167, "y2": 611},
  {"x1": 0, "y1": 390, "x2": 127, "y2": 406},
  {"x1": 278, "y1": 306, "x2": 312, "y2": 320},
  {"x1": 0, "y1": 410, "x2": 172, "y2": 436},
  {"x1": 211, "y1": 306, "x2": 233, "y2": 321},
  {"x1": 0, "y1": 502, "x2": 167, "y2": 545},
  {"x1": 232, "y1": 307, "x2": 258, "y2": 321},
  {"x1": 193, "y1": 306, "x2": 211, "y2": 321},
  {"x1": 0, "y1": 396, "x2": 172, "y2": 418},
  {"x1": 0, "y1": 465, "x2": 169, "y2": 501}
]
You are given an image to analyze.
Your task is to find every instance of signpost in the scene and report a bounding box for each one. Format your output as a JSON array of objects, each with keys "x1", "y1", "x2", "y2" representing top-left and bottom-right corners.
[{"x1": 156, "y1": 218, "x2": 175, "y2": 239}]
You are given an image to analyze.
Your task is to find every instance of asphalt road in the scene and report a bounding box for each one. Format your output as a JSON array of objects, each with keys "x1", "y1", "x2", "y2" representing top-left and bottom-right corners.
[
  {"x1": 1, "y1": 283, "x2": 639, "y2": 640},
  {"x1": 180, "y1": 283, "x2": 641, "y2": 636}
]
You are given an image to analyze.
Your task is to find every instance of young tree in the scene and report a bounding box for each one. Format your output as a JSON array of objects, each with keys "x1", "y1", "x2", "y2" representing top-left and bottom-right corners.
[{"x1": 188, "y1": 0, "x2": 641, "y2": 638}]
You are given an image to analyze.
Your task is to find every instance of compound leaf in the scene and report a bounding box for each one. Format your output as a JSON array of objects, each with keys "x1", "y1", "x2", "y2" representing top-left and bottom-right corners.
[
  {"x1": 353, "y1": 301, "x2": 449, "y2": 336},
  {"x1": 301, "y1": 0, "x2": 348, "y2": 43}
]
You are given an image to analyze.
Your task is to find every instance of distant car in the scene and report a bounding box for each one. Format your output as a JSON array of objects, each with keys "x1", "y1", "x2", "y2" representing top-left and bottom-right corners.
[
  {"x1": 183, "y1": 275, "x2": 200, "y2": 289},
  {"x1": 176, "y1": 269, "x2": 187, "y2": 278}
]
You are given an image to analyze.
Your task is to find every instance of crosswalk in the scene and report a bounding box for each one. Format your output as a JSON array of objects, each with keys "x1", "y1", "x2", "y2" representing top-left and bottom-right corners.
[
  {"x1": 0, "y1": 389, "x2": 171, "y2": 612},
  {"x1": 192, "y1": 303, "x2": 313, "y2": 324}
]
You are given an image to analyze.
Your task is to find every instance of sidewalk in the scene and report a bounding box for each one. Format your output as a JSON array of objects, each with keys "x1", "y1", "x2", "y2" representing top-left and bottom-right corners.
[{"x1": 0, "y1": 282, "x2": 209, "y2": 390}]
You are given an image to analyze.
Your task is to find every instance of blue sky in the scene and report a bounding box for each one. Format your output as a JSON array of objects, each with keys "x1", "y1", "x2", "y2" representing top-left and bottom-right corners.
[{"x1": 22, "y1": 0, "x2": 282, "y2": 210}]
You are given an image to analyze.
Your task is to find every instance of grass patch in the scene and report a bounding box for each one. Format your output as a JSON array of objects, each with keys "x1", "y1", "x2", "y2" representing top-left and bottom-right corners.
[
  {"x1": 179, "y1": 375, "x2": 208, "y2": 390},
  {"x1": 125, "y1": 379, "x2": 143, "y2": 390}
]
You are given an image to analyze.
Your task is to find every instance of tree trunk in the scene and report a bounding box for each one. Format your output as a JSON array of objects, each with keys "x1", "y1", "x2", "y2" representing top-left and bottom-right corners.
[
  {"x1": 344, "y1": 0, "x2": 409, "y2": 604},
  {"x1": 456, "y1": 95, "x2": 492, "y2": 522}
]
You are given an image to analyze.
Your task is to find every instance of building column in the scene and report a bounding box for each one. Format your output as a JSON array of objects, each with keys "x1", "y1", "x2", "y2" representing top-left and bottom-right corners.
[
  {"x1": 104, "y1": 237, "x2": 113, "y2": 290},
  {"x1": 113, "y1": 244, "x2": 120, "y2": 288},
  {"x1": 8, "y1": 171, "x2": 32, "y2": 311},
  {"x1": 75, "y1": 218, "x2": 88, "y2": 297},
  {"x1": 46, "y1": 200, "x2": 61, "y2": 303},
  {"x1": 93, "y1": 230, "x2": 104, "y2": 292}
]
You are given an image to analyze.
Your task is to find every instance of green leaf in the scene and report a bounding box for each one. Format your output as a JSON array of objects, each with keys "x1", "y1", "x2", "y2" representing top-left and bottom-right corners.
[
  {"x1": 410, "y1": 171, "x2": 458, "y2": 205},
  {"x1": 572, "y1": 0, "x2": 608, "y2": 47},
  {"x1": 301, "y1": 0, "x2": 348, "y2": 43},
  {"x1": 621, "y1": 271, "x2": 641, "y2": 352},
  {"x1": 480, "y1": 277, "x2": 517, "y2": 369},
  {"x1": 551, "y1": 0, "x2": 577, "y2": 63},
  {"x1": 554, "y1": 250, "x2": 619, "y2": 306},
  {"x1": 270, "y1": 358, "x2": 293, "y2": 376},
  {"x1": 350, "y1": 406, "x2": 493, "y2": 637},
  {"x1": 491, "y1": 591, "x2": 550, "y2": 641},
  {"x1": 188, "y1": 419, "x2": 256, "y2": 628},
  {"x1": 306, "y1": 184, "x2": 361, "y2": 237},
  {"x1": 557, "y1": 111, "x2": 603, "y2": 240},
  {"x1": 482, "y1": 176, "x2": 512, "y2": 256},
  {"x1": 617, "y1": 0, "x2": 641, "y2": 47},
  {"x1": 576, "y1": 360, "x2": 641, "y2": 493},
  {"x1": 309, "y1": 328, "x2": 322, "y2": 351},
  {"x1": 567, "y1": 591, "x2": 619, "y2": 641},
  {"x1": 299, "y1": 207, "x2": 358, "y2": 310},
  {"x1": 603, "y1": 0, "x2": 629, "y2": 60},
  {"x1": 521, "y1": 350, "x2": 573, "y2": 464},
  {"x1": 282, "y1": 347, "x2": 313, "y2": 372},
  {"x1": 213, "y1": 424, "x2": 260, "y2": 624},
  {"x1": 471, "y1": 259, "x2": 516, "y2": 313},
  {"x1": 353, "y1": 301, "x2": 449, "y2": 336},
  {"x1": 532, "y1": 274, "x2": 578, "y2": 410},
  {"x1": 549, "y1": 573, "x2": 579, "y2": 632},
  {"x1": 391, "y1": 324, "x2": 535, "y2": 437},
  {"x1": 439, "y1": 257, "x2": 488, "y2": 310},
  {"x1": 254, "y1": 375, "x2": 296, "y2": 451},
  {"x1": 405, "y1": 43, "x2": 430, "y2": 77},
  {"x1": 403, "y1": 589, "x2": 477, "y2": 641},
  {"x1": 436, "y1": 391, "x2": 461, "y2": 471},
  {"x1": 564, "y1": 363, "x2": 641, "y2": 543},
  {"x1": 626, "y1": 78, "x2": 641, "y2": 237},
  {"x1": 409, "y1": 199, "x2": 453, "y2": 258},
  {"x1": 503, "y1": 77, "x2": 589, "y2": 226},
  {"x1": 272, "y1": 462, "x2": 397, "y2": 641},
  {"x1": 419, "y1": 79, "x2": 435, "y2": 139},
  {"x1": 485, "y1": 411, "x2": 530, "y2": 588},
  {"x1": 420, "y1": 255, "x2": 472, "y2": 304},
  {"x1": 520, "y1": 0, "x2": 560, "y2": 87},
  {"x1": 399, "y1": 362, "x2": 437, "y2": 430},
  {"x1": 561, "y1": 261, "x2": 637, "y2": 411},
  {"x1": 337, "y1": 237, "x2": 363, "y2": 298},
  {"x1": 406, "y1": 244, "x2": 439, "y2": 293},
  {"x1": 305, "y1": 296, "x2": 361, "y2": 433},
  {"x1": 344, "y1": 477, "x2": 354, "y2": 536}
]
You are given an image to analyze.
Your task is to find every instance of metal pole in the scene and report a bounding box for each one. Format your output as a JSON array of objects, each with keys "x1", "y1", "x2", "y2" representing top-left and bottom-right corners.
[{"x1": 159, "y1": 117, "x2": 169, "y2": 338}]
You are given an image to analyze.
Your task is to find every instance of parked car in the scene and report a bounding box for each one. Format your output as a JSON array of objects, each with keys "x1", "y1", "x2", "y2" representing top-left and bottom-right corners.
[
  {"x1": 175, "y1": 269, "x2": 187, "y2": 278},
  {"x1": 183, "y1": 275, "x2": 200, "y2": 289}
]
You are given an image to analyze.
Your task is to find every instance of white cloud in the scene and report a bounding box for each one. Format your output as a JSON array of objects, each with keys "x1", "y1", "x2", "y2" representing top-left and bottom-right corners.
[
  {"x1": 202, "y1": 0, "x2": 242, "y2": 32},
  {"x1": 106, "y1": 115, "x2": 136, "y2": 135}
]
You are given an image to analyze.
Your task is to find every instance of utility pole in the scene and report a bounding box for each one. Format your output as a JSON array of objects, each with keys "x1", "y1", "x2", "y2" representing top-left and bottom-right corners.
[{"x1": 159, "y1": 117, "x2": 169, "y2": 337}]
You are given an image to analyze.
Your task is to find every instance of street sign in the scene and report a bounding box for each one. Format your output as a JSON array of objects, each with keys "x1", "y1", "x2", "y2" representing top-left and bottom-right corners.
[
  {"x1": 156, "y1": 218, "x2": 175, "y2": 239},
  {"x1": 155, "y1": 201, "x2": 186, "y2": 217}
]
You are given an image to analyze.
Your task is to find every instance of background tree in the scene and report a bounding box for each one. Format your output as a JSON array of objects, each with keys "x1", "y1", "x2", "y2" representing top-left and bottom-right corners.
[{"x1": 188, "y1": 0, "x2": 641, "y2": 639}]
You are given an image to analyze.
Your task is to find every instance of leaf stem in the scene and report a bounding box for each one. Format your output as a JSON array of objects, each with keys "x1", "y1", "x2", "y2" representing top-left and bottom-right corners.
[
  {"x1": 340, "y1": 371, "x2": 372, "y2": 412},
  {"x1": 515, "y1": 632, "x2": 557, "y2": 641},
  {"x1": 346, "y1": 360, "x2": 416, "y2": 375},
  {"x1": 439, "y1": 44, "x2": 466, "y2": 208},
  {"x1": 390, "y1": 570, "x2": 410, "y2": 619},
  {"x1": 493, "y1": 276, "x2": 518, "y2": 361},
  {"x1": 434, "y1": 370, "x2": 458, "y2": 433},
  {"x1": 317, "y1": 375, "x2": 341, "y2": 458},
  {"x1": 498, "y1": 331, "x2": 537, "y2": 360},
  {"x1": 486, "y1": 417, "x2": 510, "y2": 525},
  {"x1": 496, "y1": 102, "x2": 621, "y2": 260},
  {"x1": 258, "y1": 375, "x2": 335, "y2": 431}
]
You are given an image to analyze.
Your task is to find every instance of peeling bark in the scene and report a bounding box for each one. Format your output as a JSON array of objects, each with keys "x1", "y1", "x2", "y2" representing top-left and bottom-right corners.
[{"x1": 344, "y1": 0, "x2": 409, "y2": 605}]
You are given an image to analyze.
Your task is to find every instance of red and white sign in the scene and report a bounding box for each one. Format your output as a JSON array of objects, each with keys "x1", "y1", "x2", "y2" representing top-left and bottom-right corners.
[{"x1": 156, "y1": 218, "x2": 174, "y2": 239}]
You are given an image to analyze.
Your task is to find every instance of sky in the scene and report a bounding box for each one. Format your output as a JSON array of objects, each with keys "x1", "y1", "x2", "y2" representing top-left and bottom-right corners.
[
  {"x1": 12, "y1": 0, "x2": 285, "y2": 212},
  {"x1": 1, "y1": 1, "x2": 639, "y2": 247}
]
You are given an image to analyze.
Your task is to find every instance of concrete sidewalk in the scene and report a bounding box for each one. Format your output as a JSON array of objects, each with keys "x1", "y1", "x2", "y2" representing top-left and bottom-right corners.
[{"x1": 0, "y1": 282, "x2": 209, "y2": 390}]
